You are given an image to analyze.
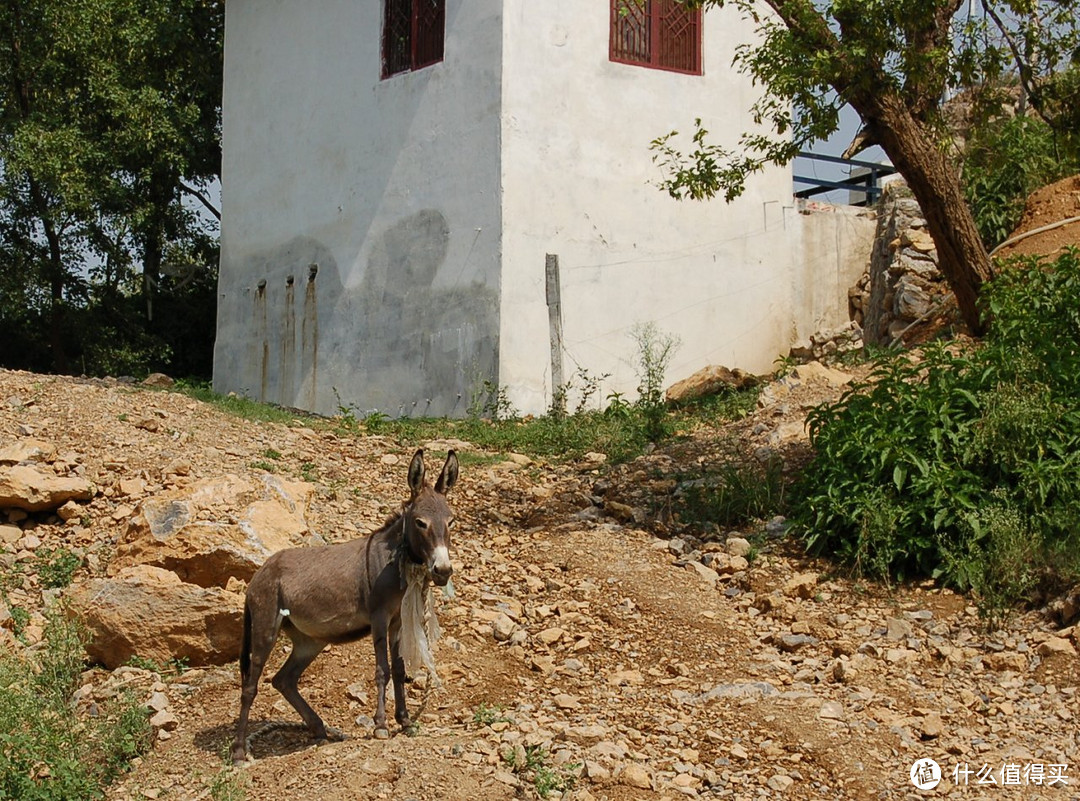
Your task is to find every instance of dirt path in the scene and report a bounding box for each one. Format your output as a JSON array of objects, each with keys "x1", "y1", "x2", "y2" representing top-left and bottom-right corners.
[{"x1": 1, "y1": 368, "x2": 1078, "y2": 800}]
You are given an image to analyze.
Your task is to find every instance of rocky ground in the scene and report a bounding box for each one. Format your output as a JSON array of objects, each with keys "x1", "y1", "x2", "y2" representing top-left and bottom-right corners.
[{"x1": 1, "y1": 365, "x2": 1079, "y2": 801}]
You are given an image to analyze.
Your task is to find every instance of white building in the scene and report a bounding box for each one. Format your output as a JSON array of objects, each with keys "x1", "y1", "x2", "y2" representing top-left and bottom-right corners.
[{"x1": 214, "y1": 0, "x2": 870, "y2": 417}]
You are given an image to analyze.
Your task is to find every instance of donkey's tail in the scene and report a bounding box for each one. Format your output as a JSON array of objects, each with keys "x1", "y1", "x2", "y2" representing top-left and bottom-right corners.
[{"x1": 239, "y1": 601, "x2": 252, "y2": 684}]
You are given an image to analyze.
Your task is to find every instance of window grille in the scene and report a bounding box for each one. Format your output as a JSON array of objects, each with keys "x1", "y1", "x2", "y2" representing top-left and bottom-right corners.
[
  {"x1": 383, "y1": 0, "x2": 445, "y2": 78},
  {"x1": 610, "y1": 0, "x2": 702, "y2": 75}
]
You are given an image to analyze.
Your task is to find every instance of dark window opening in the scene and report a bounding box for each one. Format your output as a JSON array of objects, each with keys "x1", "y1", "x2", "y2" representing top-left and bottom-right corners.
[
  {"x1": 610, "y1": 0, "x2": 702, "y2": 75},
  {"x1": 383, "y1": 0, "x2": 445, "y2": 78}
]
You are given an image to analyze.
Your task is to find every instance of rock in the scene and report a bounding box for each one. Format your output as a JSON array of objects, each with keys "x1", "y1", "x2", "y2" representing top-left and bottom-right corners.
[
  {"x1": 620, "y1": 762, "x2": 653, "y2": 790},
  {"x1": 0, "y1": 465, "x2": 93, "y2": 512},
  {"x1": 985, "y1": 651, "x2": 1027, "y2": 672},
  {"x1": 729, "y1": 743, "x2": 749, "y2": 760},
  {"x1": 778, "y1": 633, "x2": 818, "y2": 653},
  {"x1": 67, "y1": 565, "x2": 244, "y2": 668},
  {"x1": 767, "y1": 774, "x2": 795, "y2": 792},
  {"x1": 583, "y1": 760, "x2": 610, "y2": 780},
  {"x1": 919, "y1": 711, "x2": 944, "y2": 740},
  {"x1": 109, "y1": 473, "x2": 314, "y2": 588},
  {"x1": 685, "y1": 560, "x2": 719, "y2": 586},
  {"x1": 0, "y1": 523, "x2": 19, "y2": 544},
  {"x1": 492, "y1": 614, "x2": 516, "y2": 642},
  {"x1": 665, "y1": 365, "x2": 758, "y2": 404},
  {"x1": 885, "y1": 617, "x2": 913, "y2": 641},
  {"x1": 725, "y1": 537, "x2": 752, "y2": 558},
  {"x1": 818, "y1": 701, "x2": 844, "y2": 720},
  {"x1": 554, "y1": 694, "x2": 581, "y2": 710},
  {"x1": 791, "y1": 361, "x2": 852, "y2": 388},
  {"x1": 1037, "y1": 637, "x2": 1077, "y2": 657},
  {"x1": 0, "y1": 439, "x2": 57, "y2": 464},
  {"x1": 537, "y1": 627, "x2": 565, "y2": 645},
  {"x1": 141, "y1": 373, "x2": 174, "y2": 388},
  {"x1": 783, "y1": 572, "x2": 818, "y2": 599}
]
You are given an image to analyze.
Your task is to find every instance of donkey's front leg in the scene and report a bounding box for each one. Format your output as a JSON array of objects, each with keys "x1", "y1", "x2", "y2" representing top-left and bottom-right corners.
[
  {"x1": 389, "y1": 621, "x2": 412, "y2": 731},
  {"x1": 371, "y1": 612, "x2": 392, "y2": 739}
]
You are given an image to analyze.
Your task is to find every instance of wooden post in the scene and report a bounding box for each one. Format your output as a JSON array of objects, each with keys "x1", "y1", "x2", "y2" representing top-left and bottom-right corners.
[{"x1": 545, "y1": 254, "x2": 565, "y2": 412}]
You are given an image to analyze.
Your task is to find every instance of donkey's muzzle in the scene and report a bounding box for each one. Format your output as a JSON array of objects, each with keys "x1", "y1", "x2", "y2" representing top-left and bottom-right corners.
[
  {"x1": 430, "y1": 544, "x2": 453, "y2": 586},
  {"x1": 431, "y1": 562, "x2": 453, "y2": 586}
]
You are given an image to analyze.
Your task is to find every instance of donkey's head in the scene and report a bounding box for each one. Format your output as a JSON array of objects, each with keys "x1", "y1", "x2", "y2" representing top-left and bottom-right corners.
[{"x1": 403, "y1": 449, "x2": 458, "y2": 586}]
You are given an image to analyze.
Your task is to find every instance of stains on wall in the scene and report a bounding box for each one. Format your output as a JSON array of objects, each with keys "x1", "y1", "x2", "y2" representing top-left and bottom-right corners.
[
  {"x1": 216, "y1": 213, "x2": 497, "y2": 418},
  {"x1": 218, "y1": 237, "x2": 339, "y2": 413},
  {"x1": 351, "y1": 209, "x2": 498, "y2": 417}
]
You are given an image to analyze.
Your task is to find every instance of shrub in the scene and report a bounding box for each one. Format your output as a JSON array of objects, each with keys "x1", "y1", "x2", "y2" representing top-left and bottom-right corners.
[
  {"x1": 962, "y1": 116, "x2": 1078, "y2": 250},
  {"x1": 794, "y1": 249, "x2": 1080, "y2": 617},
  {"x1": 0, "y1": 611, "x2": 152, "y2": 800}
]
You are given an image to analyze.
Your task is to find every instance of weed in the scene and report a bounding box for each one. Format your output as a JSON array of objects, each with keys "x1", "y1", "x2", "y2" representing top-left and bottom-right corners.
[
  {"x1": 503, "y1": 746, "x2": 577, "y2": 799},
  {"x1": 794, "y1": 250, "x2": 1080, "y2": 605},
  {"x1": 467, "y1": 378, "x2": 517, "y2": 421},
  {"x1": 261, "y1": 448, "x2": 282, "y2": 460},
  {"x1": 174, "y1": 382, "x2": 303, "y2": 426},
  {"x1": 675, "y1": 454, "x2": 787, "y2": 529},
  {"x1": 248, "y1": 460, "x2": 277, "y2": 473},
  {"x1": 9, "y1": 606, "x2": 30, "y2": 639},
  {"x1": 299, "y1": 462, "x2": 318, "y2": 483},
  {"x1": 35, "y1": 547, "x2": 83, "y2": 589},
  {"x1": 209, "y1": 766, "x2": 248, "y2": 801},
  {"x1": 472, "y1": 703, "x2": 509, "y2": 728},
  {"x1": 630, "y1": 322, "x2": 680, "y2": 442},
  {"x1": 0, "y1": 611, "x2": 152, "y2": 799},
  {"x1": 124, "y1": 655, "x2": 189, "y2": 677}
]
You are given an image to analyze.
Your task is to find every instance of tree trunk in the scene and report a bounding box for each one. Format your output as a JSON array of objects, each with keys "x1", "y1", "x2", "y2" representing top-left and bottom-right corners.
[
  {"x1": 855, "y1": 92, "x2": 992, "y2": 335},
  {"x1": 28, "y1": 177, "x2": 69, "y2": 373}
]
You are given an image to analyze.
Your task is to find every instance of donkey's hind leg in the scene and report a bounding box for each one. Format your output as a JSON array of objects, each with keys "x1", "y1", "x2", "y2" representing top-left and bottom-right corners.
[
  {"x1": 232, "y1": 601, "x2": 282, "y2": 764},
  {"x1": 271, "y1": 626, "x2": 330, "y2": 743}
]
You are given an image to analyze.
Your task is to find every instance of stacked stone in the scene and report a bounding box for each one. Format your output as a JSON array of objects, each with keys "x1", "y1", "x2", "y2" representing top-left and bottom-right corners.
[{"x1": 860, "y1": 182, "x2": 949, "y2": 345}]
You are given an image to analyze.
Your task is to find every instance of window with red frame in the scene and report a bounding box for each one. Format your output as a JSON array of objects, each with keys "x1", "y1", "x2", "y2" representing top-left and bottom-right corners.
[
  {"x1": 610, "y1": 0, "x2": 702, "y2": 75},
  {"x1": 383, "y1": 0, "x2": 445, "y2": 78}
]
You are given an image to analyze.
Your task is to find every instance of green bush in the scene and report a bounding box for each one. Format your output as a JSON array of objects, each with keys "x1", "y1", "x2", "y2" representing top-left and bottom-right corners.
[
  {"x1": 962, "y1": 116, "x2": 1078, "y2": 250},
  {"x1": 0, "y1": 611, "x2": 152, "y2": 800},
  {"x1": 794, "y1": 249, "x2": 1080, "y2": 617}
]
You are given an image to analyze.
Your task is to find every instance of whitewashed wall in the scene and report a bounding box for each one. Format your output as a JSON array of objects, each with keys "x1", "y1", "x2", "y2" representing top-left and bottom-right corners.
[
  {"x1": 215, "y1": 1, "x2": 874, "y2": 419},
  {"x1": 498, "y1": 2, "x2": 803, "y2": 414},
  {"x1": 215, "y1": 0, "x2": 503, "y2": 417}
]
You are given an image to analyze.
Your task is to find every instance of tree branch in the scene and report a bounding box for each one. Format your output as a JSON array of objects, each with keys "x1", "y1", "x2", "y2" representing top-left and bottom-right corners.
[
  {"x1": 179, "y1": 179, "x2": 220, "y2": 220},
  {"x1": 979, "y1": 0, "x2": 1052, "y2": 126}
]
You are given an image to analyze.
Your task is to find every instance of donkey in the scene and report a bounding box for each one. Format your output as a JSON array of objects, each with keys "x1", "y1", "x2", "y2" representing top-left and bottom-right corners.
[{"x1": 231, "y1": 448, "x2": 458, "y2": 764}]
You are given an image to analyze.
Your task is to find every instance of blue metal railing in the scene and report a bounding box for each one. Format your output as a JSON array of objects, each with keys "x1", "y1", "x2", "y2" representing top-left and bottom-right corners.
[{"x1": 794, "y1": 152, "x2": 897, "y2": 207}]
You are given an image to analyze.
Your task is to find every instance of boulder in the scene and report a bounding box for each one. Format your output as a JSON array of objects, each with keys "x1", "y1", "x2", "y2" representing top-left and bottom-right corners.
[
  {"x1": 68, "y1": 565, "x2": 244, "y2": 668},
  {"x1": 0, "y1": 439, "x2": 57, "y2": 464},
  {"x1": 109, "y1": 473, "x2": 314, "y2": 588},
  {"x1": 666, "y1": 365, "x2": 758, "y2": 405},
  {"x1": 0, "y1": 464, "x2": 93, "y2": 512}
]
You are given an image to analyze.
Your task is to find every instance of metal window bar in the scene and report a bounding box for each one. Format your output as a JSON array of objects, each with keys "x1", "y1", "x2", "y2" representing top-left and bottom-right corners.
[
  {"x1": 383, "y1": 0, "x2": 444, "y2": 78},
  {"x1": 610, "y1": 0, "x2": 701, "y2": 74},
  {"x1": 414, "y1": 0, "x2": 444, "y2": 70}
]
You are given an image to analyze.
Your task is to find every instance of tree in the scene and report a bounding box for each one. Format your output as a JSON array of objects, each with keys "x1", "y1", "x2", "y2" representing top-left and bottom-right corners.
[
  {"x1": 651, "y1": 0, "x2": 1080, "y2": 335},
  {"x1": 0, "y1": 0, "x2": 222, "y2": 375}
]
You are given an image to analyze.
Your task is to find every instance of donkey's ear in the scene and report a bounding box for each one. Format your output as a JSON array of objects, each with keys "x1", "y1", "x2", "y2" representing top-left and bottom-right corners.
[
  {"x1": 407, "y1": 449, "x2": 426, "y2": 495},
  {"x1": 435, "y1": 450, "x2": 459, "y2": 495}
]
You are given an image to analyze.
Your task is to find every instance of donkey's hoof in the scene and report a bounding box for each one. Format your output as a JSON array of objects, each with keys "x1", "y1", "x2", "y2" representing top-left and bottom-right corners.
[
  {"x1": 324, "y1": 727, "x2": 347, "y2": 743},
  {"x1": 373, "y1": 727, "x2": 390, "y2": 740}
]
